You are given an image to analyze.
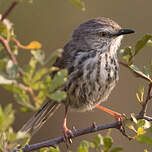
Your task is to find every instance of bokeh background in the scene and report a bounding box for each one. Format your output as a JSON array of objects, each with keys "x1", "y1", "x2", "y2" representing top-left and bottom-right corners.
[{"x1": 0, "y1": 0, "x2": 152, "y2": 151}]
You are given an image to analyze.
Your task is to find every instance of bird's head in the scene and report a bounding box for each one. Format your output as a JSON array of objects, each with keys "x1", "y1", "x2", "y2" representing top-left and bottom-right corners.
[{"x1": 72, "y1": 17, "x2": 135, "y2": 53}]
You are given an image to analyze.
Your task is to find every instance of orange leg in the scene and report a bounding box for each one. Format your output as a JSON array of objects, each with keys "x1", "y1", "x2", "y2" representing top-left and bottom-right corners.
[
  {"x1": 96, "y1": 105, "x2": 125, "y2": 121},
  {"x1": 63, "y1": 106, "x2": 73, "y2": 145},
  {"x1": 63, "y1": 106, "x2": 72, "y2": 135}
]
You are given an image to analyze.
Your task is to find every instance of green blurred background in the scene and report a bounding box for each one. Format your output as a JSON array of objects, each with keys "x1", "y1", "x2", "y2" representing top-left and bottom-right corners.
[{"x1": 0, "y1": 0, "x2": 152, "y2": 151}]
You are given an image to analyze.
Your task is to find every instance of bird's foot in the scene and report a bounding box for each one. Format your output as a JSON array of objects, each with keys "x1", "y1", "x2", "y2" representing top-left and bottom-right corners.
[
  {"x1": 63, "y1": 126, "x2": 73, "y2": 147},
  {"x1": 113, "y1": 112, "x2": 126, "y2": 123}
]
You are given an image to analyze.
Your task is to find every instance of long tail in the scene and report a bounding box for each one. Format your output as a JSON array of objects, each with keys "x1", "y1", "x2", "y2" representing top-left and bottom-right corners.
[{"x1": 20, "y1": 100, "x2": 61, "y2": 136}]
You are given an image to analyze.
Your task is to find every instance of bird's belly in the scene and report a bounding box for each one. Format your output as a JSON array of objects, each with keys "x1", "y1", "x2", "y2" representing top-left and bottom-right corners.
[
  {"x1": 66, "y1": 68, "x2": 119, "y2": 112},
  {"x1": 64, "y1": 52, "x2": 119, "y2": 112}
]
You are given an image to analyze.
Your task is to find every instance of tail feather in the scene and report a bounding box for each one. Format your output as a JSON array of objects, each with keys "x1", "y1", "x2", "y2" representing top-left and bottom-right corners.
[{"x1": 20, "y1": 100, "x2": 60, "y2": 136}]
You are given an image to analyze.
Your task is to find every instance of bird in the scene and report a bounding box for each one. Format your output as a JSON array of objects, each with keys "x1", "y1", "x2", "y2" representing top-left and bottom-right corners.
[{"x1": 20, "y1": 17, "x2": 135, "y2": 137}]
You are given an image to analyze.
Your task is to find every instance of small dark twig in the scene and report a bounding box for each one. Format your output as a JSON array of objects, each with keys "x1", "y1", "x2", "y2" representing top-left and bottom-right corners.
[
  {"x1": 12, "y1": 115, "x2": 152, "y2": 152},
  {"x1": 0, "y1": 36, "x2": 24, "y2": 75},
  {"x1": 1, "y1": 1, "x2": 18, "y2": 21},
  {"x1": 139, "y1": 83, "x2": 152, "y2": 116}
]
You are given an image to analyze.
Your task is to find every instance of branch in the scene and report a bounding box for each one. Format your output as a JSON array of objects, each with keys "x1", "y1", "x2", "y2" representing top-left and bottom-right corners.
[
  {"x1": 12, "y1": 115, "x2": 152, "y2": 152},
  {"x1": 1, "y1": 1, "x2": 18, "y2": 21},
  {"x1": 11, "y1": 38, "x2": 28, "y2": 49},
  {"x1": 119, "y1": 61, "x2": 152, "y2": 116},
  {"x1": 17, "y1": 83, "x2": 38, "y2": 105},
  {"x1": 12, "y1": 61, "x2": 152, "y2": 152},
  {"x1": 119, "y1": 61, "x2": 151, "y2": 82},
  {"x1": 0, "y1": 36, "x2": 24, "y2": 76},
  {"x1": 139, "y1": 83, "x2": 152, "y2": 116}
]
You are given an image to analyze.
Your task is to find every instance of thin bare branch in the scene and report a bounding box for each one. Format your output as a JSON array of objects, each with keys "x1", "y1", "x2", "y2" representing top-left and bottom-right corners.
[
  {"x1": 11, "y1": 38, "x2": 29, "y2": 49},
  {"x1": 140, "y1": 83, "x2": 152, "y2": 116},
  {"x1": 12, "y1": 115, "x2": 152, "y2": 152},
  {"x1": 119, "y1": 61, "x2": 151, "y2": 82},
  {"x1": 0, "y1": 36, "x2": 24, "y2": 75},
  {"x1": 17, "y1": 83, "x2": 38, "y2": 104},
  {"x1": 1, "y1": 1, "x2": 18, "y2": 21}
]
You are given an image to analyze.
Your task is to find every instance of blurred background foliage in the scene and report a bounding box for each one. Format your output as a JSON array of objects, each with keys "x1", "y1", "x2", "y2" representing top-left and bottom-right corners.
[{"x1": 0, "y1": 0, "x2": 152, "y2": 152}]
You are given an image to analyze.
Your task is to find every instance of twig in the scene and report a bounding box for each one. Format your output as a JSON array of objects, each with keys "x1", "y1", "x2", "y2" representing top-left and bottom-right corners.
[
  {"x1": 11, "y1": 38, "x2": 28, "y2": 49},
  {"x1": 1, "y1": 1, "x2": 18, "y2": 21},
  {"x1": 12, "y1": 115, "x2": 152, "y2": 152},
  {"x1": 119, "y1": 61, "x2": 152, "y2": 116},
  {"x1": 0, "y1": 36, "x2": 24, "y2": 75},
  {"x1": 119, "y1": 61, "x2": 151, "y2": 82},
  {"x1": 17, "y1": 83, "x2": 38, "y2": 104},
  {"x1": 139, "y1": 83, "x2": 152, "y2": 116}
]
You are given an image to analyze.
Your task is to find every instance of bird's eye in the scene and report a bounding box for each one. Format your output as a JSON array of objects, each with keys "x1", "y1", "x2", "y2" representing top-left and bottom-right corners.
[
  {"x1": 101, "y1": 32, "x2": 107, "y2": 37},
  {"x1": 98, "y1": 32, "x2": 108, "y2": 37}
]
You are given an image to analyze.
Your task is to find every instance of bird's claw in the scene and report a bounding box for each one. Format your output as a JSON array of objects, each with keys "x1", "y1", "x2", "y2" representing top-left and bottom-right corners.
[
  {"x1": 114, "y1": 113, "x2": 126, "y2": 123},
  {"x1": 63, "y1": 128, "x2": 73, "y2": 147}
]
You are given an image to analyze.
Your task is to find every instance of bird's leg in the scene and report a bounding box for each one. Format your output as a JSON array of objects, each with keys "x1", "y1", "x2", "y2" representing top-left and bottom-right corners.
[
  {"x1": 96, "y1": 105, "x2": 125, "y2": 122},
  {"x1": 63, "y1": 106, "x2": 72, "y2": 134},
  {"x1": 63, "y1": 106, "x2": 73, "y2": 144}
]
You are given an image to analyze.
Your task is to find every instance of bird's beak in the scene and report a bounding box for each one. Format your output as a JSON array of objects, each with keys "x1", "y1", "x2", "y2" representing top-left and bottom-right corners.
[{"x1": 113, "y1": 29, "x2": 135, "y2": 37}]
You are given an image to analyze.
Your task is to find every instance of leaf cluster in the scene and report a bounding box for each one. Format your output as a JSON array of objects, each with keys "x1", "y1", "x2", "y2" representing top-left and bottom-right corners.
[
  {"x1": 120, "y1": 34, "x2": 152, "y2": 82},
  {"x1": 0, "y1": 11, "x2": 67, "y2": 150}
]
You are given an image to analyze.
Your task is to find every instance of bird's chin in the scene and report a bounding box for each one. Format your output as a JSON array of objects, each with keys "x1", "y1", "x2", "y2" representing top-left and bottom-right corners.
[{"x1": 110, "y1": 35, "x2": 123, "y2": 54}]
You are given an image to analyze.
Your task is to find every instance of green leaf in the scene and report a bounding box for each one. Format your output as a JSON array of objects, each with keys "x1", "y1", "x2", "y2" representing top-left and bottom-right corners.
[
  {"x1": 69, "y1": 0, "x2": 86, "y2": 11},
  {"x1": 129, "y1": 64, "x2": 152, "y2": 82},
  {"x1": 23, "y1": 57, "x2": 37, "y2": 85},
  {"x1": 123, "y1": 119, "x2": 136, "y2": 132},
  {"x1": 48, "y1": 90, "x2": 67, "y2": 102},
  {"x1": 36, "y1": 75, "x2": 52, "y2": 104},
  {"x1": 119, "y1": 47, "x2": 133, "y2": 64},
  {"x1": 0, "y1": 71, "x2": 15, "y2": 84},
  {"x1": 48, "y1": 66, "x2": 59, "y2": 73},
  {"x1": 6, "y1": 85, "x2": 35, "y2": 110},
  {"x1": 137, "y1": 135, "x2": 152, "y2": 145},
  {"x1": 50, "y1": 146, "x2": 60, "y2": 152},
  {"x1": 6, "y1": 60, "x2": 18, "y2": 79},
  {"x1": 137, "y1": 119, "x2": 151, "y2": 129},
  {"x1": 143, "y1": 66, "x2": 150, "y2": 78},
  {"x1": 31, "y1": 50, "x2": 45, "y2": 65},
  {"x1": 0, "y1": 104, "x2": 15, "y2": 132},
  {"x1": 49, "y1": 69, "x2": 67, "y2": 92},
  {"x1": 32, "y1": 68, "x2": 48, "y2": 83},
  {"x1": 137, "y1": 120, "x2": 146, "y2": 128},
  {"x1": 110, "y1": 147, "x2": 123, "y2": 152},
  {"x1": 103, "y1": 136, "x2": 113, "y2": 152},
  {"x1": 0, "y1": 59, "x2": 6, "y2": 71},
  {"x1": 92, "y1": 134, "x2": 103, "y2": 149},
  {"x1": 0, "y1": 22, "x2": 7, "y2": 38},
  {"x1": 20, "y1": 107, "x2": 33, "y2": 112},
  {"x1": 135, "y1": 34, "x2": 152, "y2": 56},
  {"x1": 131, "y1": 113, "x2": 137, "y2": 124},
  {"x1": 31, "y1": 81, "x2": 41, "y2": 90},
  {"x1": 148, "y1": 39, "x2": 152, "y2": 46},
  {"x1": 40, "y1": 148, "x2": 48, "y2": 152},
  {"x1": 137, "y1": 85, "x2": 144, "y2": 95},
  {"x1": 78, "y1": 140, "x2": 89, "y2": 152}
]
